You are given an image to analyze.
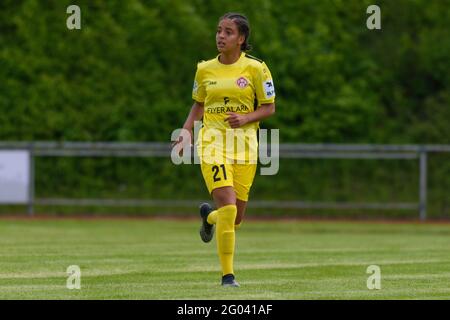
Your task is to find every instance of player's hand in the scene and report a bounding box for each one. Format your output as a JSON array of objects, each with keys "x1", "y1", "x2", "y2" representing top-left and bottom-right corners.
[
  {"x1": 171, "y1": 129, "x2": 192, "y2": 156},
  {"x1": 224, "y1": 112, "x2": 249, "y2": 128}
]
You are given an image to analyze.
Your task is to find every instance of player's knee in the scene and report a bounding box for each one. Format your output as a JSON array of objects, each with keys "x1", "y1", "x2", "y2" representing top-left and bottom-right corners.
[{"x1": 212, "y1": 187, "x2": 236, "y2": 207}]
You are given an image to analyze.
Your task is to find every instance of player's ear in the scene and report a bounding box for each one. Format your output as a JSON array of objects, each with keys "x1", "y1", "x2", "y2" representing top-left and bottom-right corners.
[{"x1": 238, "y1": 34, "x2": 245, "y2": 46}]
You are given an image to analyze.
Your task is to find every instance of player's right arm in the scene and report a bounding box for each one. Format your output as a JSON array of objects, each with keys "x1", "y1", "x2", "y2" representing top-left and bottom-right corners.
[
  {"x1": 182, "y1": 100, "x2": 204, "y2": 133},
  {"x1": 172, "y1": 101, "x2": 203, "y2": 148},
  {"x1": 173, "y1": 62, "x2": 206, "y2": 147}
]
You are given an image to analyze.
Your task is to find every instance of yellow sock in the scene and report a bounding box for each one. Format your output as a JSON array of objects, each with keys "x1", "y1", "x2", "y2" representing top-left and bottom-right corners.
[
  {"x1": 216, "y1": 204, "x2": 237, "y2": 276},
  {"x1": 207, "y1": 210, "x2": 218, "y2": 225},
  {"x1": 234, "y1": 222, "x2": 242, "y2": 230}
]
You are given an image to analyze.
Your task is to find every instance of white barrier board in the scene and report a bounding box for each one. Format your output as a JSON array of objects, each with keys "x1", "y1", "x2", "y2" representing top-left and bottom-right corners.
[{"x1": 0, "y1": 150, "x2": 30, "y2": 203}]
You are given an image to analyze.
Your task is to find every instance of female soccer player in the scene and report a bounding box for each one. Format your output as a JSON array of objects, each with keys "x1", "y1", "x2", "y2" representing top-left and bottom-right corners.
[{"x1": 175, "y1": 13, "x2": 276, "y2": 287}]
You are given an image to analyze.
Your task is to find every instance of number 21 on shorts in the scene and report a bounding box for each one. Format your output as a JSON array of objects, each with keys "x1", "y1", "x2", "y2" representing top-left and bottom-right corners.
[{"x1": 212, "y1": 164, "x2": 227, "y2": 182}]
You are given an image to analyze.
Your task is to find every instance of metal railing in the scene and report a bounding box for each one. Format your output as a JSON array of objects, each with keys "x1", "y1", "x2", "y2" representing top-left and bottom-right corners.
[{"x1": 1, "y1": 142, "x2": 450, "y2": 220}]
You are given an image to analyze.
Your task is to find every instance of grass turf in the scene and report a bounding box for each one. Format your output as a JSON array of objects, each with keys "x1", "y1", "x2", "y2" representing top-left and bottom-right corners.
[{"x1": 0, "y1": 218, "x2": 449, "y2": 299}]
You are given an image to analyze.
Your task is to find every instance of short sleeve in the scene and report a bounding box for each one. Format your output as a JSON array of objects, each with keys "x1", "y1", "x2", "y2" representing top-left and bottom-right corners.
[
  {"x1": 192, "y1": 64, "x2": 206, "y2": 103},
  {"x1": 254, "y1": 62, "x2": 276, "y2": 104}
]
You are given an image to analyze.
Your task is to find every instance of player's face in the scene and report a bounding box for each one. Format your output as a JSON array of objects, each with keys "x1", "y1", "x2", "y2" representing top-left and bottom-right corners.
[{"x1": 216, "y1": 18, "x2": 244, "y2": 54}]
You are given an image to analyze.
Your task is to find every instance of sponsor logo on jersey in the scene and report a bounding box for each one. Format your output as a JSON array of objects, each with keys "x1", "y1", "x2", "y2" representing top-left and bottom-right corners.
[
  {"x1": 224, "y1": 97, "x2": 230, "y2": 105},
  {"x1": 236, "y1": 77, "x2": 249, "y2": 89},
  {"x1": 264, "y1": 80, "x2": 275, "y2": 98},
  {"x1": 206, "y1": 105, "x2": 250, "y2": 114}
]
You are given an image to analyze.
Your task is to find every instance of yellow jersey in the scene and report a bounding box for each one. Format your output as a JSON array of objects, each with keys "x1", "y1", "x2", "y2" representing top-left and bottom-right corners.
[{"x1": 192, "y1": 52, "x2": 276, "y2": 163}]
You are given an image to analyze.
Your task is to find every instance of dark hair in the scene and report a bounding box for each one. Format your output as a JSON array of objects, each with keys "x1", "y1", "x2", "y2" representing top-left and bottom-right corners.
[{"x1": 219, "y1": 12, "x2": 252, "y2": 51}]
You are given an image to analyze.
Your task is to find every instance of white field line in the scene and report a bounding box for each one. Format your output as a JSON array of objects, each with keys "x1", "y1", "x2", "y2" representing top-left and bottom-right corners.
[
  {"x1": 175, "y1": 258, "x2": 450, "y2": 272},
  {"x1": 2, "y1": 246, "x2": 447, "y2": 258},
  {"x1": 0, "y1": 258, "x2": 449, "y2": 280},
  {"x1": 0, "y1": 268, "x2": 140, "y2": 279}
]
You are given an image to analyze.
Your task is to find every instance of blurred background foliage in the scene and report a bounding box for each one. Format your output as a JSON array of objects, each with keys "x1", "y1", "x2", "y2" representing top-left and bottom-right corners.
[{"x1": 0, "y1": 0, "x2": 449, "y2": 217}]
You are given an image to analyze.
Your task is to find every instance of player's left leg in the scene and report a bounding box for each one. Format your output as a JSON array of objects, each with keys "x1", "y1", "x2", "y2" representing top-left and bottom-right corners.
[
  {"x1": 211, "y1": 186, "x2": 239, "y2": 287},
  {"x1": 233, "y1": 163, "x2": 257, "y2": 230}
]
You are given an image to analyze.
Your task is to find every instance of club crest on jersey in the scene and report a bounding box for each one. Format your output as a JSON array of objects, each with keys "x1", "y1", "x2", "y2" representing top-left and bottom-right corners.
[{"x1": 236, "y1": 77, "x2": 249, "y2": 89}]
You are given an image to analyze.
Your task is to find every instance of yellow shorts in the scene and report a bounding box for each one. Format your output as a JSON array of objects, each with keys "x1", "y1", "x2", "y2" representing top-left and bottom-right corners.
[{"x1": 200, "y1": 162, "x2": 257, "y2": 201}]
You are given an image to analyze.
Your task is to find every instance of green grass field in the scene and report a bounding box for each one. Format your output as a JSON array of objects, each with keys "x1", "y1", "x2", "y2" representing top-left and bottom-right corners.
[{"x1": 0, "y1": 218, "x2": 449, "y2": 299}]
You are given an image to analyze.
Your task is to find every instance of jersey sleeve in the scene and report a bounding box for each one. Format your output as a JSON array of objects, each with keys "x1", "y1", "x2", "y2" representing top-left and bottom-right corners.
[
  {"x1": 254, "y1": 62, "x2": 276, "y2": 104},
  {"x1": 192, "y1": 63, "x2": 206, "y2": 103}
]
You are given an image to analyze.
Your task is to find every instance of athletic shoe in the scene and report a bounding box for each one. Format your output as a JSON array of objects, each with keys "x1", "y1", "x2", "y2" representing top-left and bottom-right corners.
[
  {"x1": 221, "y1": 274, "x2": 240, "y2": 287},
  {"x1": 199, "y1": 203, "x2": 214, "y2": 243}
]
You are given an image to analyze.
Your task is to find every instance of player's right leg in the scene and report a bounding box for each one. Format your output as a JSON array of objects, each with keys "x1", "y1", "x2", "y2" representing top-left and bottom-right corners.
[
  {"x1": 199, "y1": 202, "x2": 215, "y2": 242},
  {"x1": 199, "y1": 162, "x2": 234, "y2": 242},
  {"x1": 234, "y1": 199, "x2": 247, "y2": 230},
  {"x1": 200, "y1": 199, "x2": 243, "y2": 242}
]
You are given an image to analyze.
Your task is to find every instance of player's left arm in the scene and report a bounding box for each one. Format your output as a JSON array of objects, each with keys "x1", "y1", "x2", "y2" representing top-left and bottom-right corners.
[
  {"x1": 225, "y1": 102, "x2": 275, "y2": 128},
  {"x1": 225, "y1": 61, "x2": 276, "y2": 128}
]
